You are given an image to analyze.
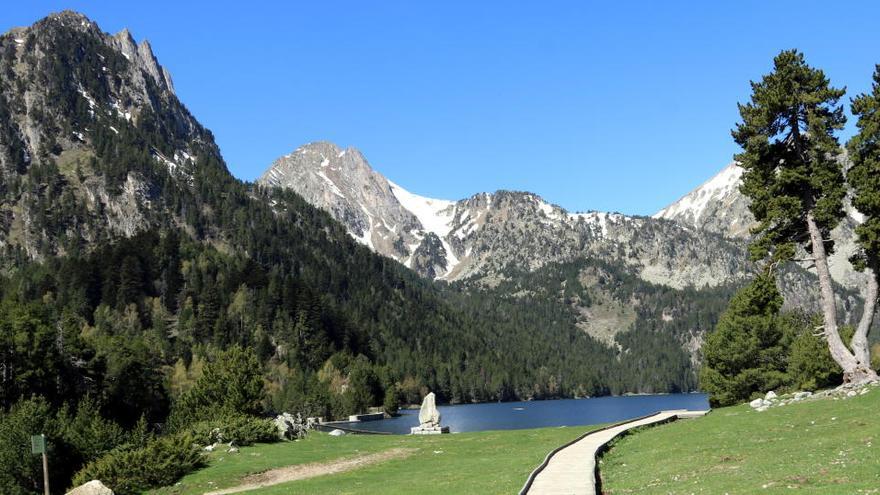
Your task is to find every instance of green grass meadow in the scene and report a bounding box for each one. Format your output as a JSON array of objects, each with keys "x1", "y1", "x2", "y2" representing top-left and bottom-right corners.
[
  {"x1": 151, "y1": 388, "x2": 880, "y2": 494},
  {"x1": 150, "y1": 425, "x2": 594, "y2": 495},
  {"x1": 600, "y1": 387, "x2": 880, "y2": 494}
]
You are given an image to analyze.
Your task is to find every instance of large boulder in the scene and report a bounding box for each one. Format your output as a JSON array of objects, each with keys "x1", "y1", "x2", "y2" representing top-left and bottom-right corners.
[
  {"x1": 66, "y1": 480, "x2": 114, "y2": 495},
  {"x1": 275, "y1": 412, "x2": 309, "y2": 440}
]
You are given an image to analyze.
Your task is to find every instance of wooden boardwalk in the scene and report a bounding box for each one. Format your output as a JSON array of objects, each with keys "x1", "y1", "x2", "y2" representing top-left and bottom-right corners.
[{"x1": 521, "y1": 409, "x2": 709, "y2": 495}]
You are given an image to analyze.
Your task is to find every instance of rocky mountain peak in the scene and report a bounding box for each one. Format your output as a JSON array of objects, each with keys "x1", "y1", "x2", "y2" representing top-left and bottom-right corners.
[
  {"x1": 110, "y1": 27, "x2": 174, "y2": 94},
  {"x1": 45, "y1": 10, "x2": 95, "y2": 29},
  {"x1": 259, "y1": 144, "x2": 759, "y2": 290},
  {"x1": 654, "y1": 160, "x2": 869, "y2": 294},
  {"x1": 0, "y1": 11, "x2": 216, "y2": 259},
  {"x1": 653, "y1": 162, "x2": 747, "y2": 236}
]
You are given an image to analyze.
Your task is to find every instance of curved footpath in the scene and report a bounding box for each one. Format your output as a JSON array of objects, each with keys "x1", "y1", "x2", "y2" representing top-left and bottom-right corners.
[{"x1": 521, "y1": 409, "x2": 709, "y2": 495}]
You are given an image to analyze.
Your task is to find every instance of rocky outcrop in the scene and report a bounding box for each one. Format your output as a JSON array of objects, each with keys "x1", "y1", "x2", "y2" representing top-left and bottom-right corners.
[
  {"x1": 274, "y1": 412, "x2": 310, "y2": 440},
  {"x1": 66, "y1": 480, "x2": 113, "y2": 495}
]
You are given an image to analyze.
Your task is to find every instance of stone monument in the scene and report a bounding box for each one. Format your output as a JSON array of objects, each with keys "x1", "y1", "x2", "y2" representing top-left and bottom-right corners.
[{"x1": 410, "y1": 392, "x2": 449, "y2": 434}]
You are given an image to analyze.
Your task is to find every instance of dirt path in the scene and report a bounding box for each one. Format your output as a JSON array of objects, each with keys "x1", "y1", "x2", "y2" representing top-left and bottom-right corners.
[{"x1": 204, "y1": 447, "x2": 417, "y2": 495}]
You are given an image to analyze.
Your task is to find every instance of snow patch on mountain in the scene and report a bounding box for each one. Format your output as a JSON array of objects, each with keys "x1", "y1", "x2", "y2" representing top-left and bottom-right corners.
[
  {"x1": 315, "y1": 169, "x2": 345, "y2": 198},
  {"x1": 654, "y1": 162, "x2": 742, "y2": 222},
  {"x1": 388, "y1": 180, "x2": 455, "y2": 237}
]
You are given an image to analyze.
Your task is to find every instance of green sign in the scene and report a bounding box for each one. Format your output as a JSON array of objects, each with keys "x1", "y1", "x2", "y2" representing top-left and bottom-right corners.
[{"x1": 30, "y1": 434, "x2": 45, "y2": 455}]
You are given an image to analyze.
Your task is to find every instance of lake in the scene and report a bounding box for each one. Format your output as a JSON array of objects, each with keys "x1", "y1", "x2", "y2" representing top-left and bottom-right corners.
[{"x1": 333, "y1": 393, "x2": 709, "y2": 434}]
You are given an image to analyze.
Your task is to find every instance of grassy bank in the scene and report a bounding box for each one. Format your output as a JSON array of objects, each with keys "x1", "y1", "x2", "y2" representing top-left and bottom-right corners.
[
  {"x1": 150, "y1": 425, "x2": 596, "y2": 495},
  {"x1": 601, "y1": 385, "x2": 880, "y2": 494}
]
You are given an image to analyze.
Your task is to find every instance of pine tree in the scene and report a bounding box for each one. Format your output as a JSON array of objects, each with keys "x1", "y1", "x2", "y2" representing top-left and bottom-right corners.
[
  {"x1": 847, "y1": 64, "x2": 880, "y2": 378},
  {"x1": 732, "y1": 50, "x2": 877, "y2": 383},
  {"x1": 699, "y1": 274, "x2": 789, "y2": 406}
]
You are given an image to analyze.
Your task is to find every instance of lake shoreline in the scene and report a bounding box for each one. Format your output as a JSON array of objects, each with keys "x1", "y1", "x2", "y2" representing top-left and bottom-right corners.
[{"x1": 336, "y1": 393, "x2": 710, "y2": 435}]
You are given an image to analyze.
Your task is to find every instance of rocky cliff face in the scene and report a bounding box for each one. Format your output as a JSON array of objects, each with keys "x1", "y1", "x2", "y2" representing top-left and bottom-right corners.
[{"x1": 0, "y1": 11, "x2": 216, "y2": 260}]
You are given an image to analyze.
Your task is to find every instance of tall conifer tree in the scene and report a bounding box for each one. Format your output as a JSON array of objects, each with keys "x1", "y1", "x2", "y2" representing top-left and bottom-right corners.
[{"x1": 732, "y1": 50, "x2": 877, "y2": 383}]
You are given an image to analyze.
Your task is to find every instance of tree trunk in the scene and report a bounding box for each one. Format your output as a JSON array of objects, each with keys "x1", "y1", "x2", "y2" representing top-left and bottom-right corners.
[
  {"x1": 804, "y1": 211, "x2": 876, "y2": 383},
  {"x1": 851, "y1": 262, "x2": 879, "y2": 379}
]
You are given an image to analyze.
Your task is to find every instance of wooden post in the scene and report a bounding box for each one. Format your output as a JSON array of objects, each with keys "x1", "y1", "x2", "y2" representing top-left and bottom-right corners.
[{"x1": 41, "y1": 446, "x2": 49, "y2": 495}]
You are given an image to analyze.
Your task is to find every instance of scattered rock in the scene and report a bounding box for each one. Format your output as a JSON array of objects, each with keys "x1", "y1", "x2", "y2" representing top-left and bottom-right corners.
[
  {"x1": 329, "y1": 429, "x2": 346, "y2": 436},
  {"x1": 765, "y1": 391, "x2": 777, "y2": 400},
  {"x1": 66, "y1": 480, "x2": 114, "y2": 495},
  {"x1": 749, "y1": 398, "x2": 764, "y2": 409},
  {"x1": 204, "y1": 442, "x2": 219, "y2": 452},
  {"x1": 275, "y1": 412, "x2": 311, "y2": 440},
  {"x1": 793, "y1": 391, "x2": 812, "y2": 400},
  {"x1": 847, "y1": 390, "x2": 857, "y2": 397},
  {"x1": 756, "y1": 406, "x2": 769, "y2": 412},
  {"x1": 227, "y1": 446, "x2": 239, "y2": 453},
  {"x1": 860, "y1": 388, "x2": 869, "y2": 395}
]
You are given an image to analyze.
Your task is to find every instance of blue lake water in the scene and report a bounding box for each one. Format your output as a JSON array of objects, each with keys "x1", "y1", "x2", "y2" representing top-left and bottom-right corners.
[{"x1": 335, "y1": 393, "x2": 709, "y2": 434}]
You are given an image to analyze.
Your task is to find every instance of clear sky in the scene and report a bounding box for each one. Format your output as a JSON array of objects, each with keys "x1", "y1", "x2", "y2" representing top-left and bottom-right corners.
[{"x1": 5, "y1": 2, "x2": 880, "y2": 215}]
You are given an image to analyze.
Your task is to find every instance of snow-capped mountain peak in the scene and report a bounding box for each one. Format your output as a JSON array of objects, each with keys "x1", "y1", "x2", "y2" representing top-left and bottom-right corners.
[
  {"x1": 258, "y1": 142, "x2": 473, "y2": 279},
  {"x1": 258, "y1": 142, "x2": 750, "y2": 290},
  {"x1": 653, "y1": 162, "x2": 743, "y2": 225}
]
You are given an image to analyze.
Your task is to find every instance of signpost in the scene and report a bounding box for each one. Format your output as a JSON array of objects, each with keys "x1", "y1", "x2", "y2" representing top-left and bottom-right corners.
[{"x1": 30, "y1": 434, "x2": 49, "y2": 495}]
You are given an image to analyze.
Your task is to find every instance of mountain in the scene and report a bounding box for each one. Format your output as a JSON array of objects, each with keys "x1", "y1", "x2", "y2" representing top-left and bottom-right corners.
[
  {"x1": 0, "y1": 11, "x2": 214, "y2": 260},
  {"x1": 258, "y1": 143, "x2": 874, "y2": 363},
  {"x1": 258, "y1": 142, "x2": 752, "y2": 289},
  {"x1": 653, "y1": 162, "x2": 750, "y2": 238},
  {"x1": 257, "y1": 143, "x2": 866, "y2": 306},
  {"x1": 653, "y1": 161, "x2": 869, "y2": 294}
]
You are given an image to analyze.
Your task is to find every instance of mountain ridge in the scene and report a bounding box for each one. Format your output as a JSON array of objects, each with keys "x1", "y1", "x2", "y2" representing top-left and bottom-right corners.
[
  {"x1": 258, "y1": 142, "x2": 752, "y2": 291},
  {"x1": 258, "y1": 140, "x2": 872, "y2": 357}
]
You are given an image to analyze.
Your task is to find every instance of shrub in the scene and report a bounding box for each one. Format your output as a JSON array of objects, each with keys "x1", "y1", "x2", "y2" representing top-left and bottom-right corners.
[
  {"x1": 700, "y1": 274, "x2": 790, "y2": 407},
  {"x1": 72, "y1": 433, "x2": 202, "y2": 495},
  {"x1": 788, "y1": 322, "x2": 845, "y2": 391},
  {"x1": 383, "y1": 386, "x2": 400, "y2": 416},
  {"x1": 0, "y1": 398, "x2": 56, "y2": 495},
  {"x1": 167, "y1": 347, "x2": 264, "y2": 431},
  {"x1": 58, "y1": 396, "x2": 129, "y2": 464},
  {"x1": 186, "y1": 414, "x2": 278, "y2": 446},
  {"x1": 872, "y1": 343, "x2": 880, "y2": 371}
]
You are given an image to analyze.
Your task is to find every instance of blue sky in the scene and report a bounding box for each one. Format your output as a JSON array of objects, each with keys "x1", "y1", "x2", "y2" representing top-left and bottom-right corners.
[{"x1": 5, "y1": 2, "x2": 880, "y2": 215}]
